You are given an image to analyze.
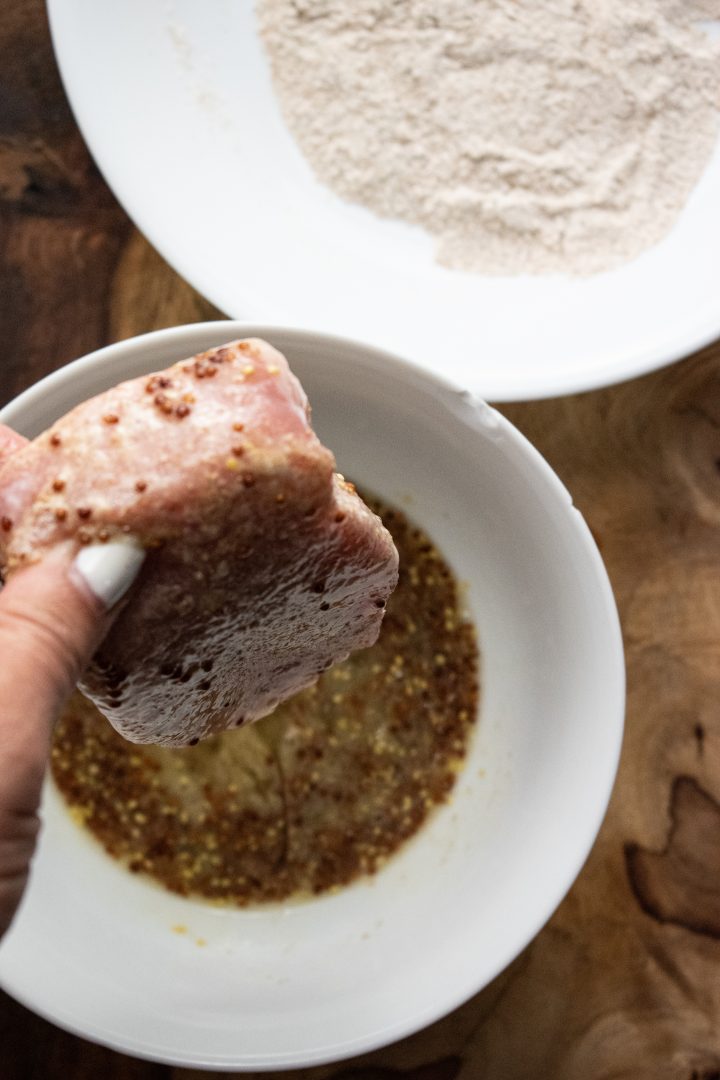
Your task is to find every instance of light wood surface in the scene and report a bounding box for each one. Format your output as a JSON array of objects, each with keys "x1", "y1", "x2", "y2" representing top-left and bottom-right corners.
[{"x1": 1, "y1": 3, "x2": 720, "y2": 1078}]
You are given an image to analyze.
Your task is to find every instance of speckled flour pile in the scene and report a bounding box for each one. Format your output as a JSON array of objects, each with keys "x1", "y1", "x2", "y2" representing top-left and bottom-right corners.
[{"x1": 257, "y1": 0, "x2": 720, "y2": 275}]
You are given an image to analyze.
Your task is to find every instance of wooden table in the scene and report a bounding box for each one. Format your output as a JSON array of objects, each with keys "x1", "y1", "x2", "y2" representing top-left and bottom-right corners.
[{"x1": 2, "y1": 3, "x2": 720, "y2": 1077}]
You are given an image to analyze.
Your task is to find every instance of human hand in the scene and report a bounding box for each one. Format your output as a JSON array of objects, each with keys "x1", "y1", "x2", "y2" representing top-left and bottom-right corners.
[{"x1": 0, "y1": 425, "x2": 144, "y2": 939}]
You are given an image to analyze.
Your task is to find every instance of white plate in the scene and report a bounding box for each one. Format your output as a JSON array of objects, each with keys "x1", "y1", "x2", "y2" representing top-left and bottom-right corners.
[
  {"x1": 47, "y1": 1, "x2": 720, "y2": 401},
  {"x1": 0, "y1": 323, "x2": 624, "y2": 1068}
]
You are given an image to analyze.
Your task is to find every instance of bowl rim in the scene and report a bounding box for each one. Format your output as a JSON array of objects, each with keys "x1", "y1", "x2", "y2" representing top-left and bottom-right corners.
[{"x1": 0, "y1": 322, "x2": 626, "y2": 1070}]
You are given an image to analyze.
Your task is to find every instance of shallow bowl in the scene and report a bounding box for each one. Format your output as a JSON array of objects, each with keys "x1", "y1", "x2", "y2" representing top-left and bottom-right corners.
[
  {"x1": 46, "y1": 1, "x2": 720, "y2": 399},
  {"x1": 0, "y1": 322, "x2": 624, "y2": 1069}
]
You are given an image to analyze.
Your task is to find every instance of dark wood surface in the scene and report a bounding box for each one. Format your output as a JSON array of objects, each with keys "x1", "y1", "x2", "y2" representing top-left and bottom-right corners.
[{"x1": 2, "y1": 3, "x2": 720, "y2": 1078}]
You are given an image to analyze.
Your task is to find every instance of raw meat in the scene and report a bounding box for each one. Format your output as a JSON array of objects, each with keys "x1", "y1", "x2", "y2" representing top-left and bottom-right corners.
[{"x1": 0, "y1": 339, "x2": 399, "y2": 745}]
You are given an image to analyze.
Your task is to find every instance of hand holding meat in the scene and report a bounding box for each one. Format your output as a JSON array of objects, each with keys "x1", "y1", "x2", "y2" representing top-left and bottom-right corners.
[
  {"x1": 0, "y1": 340, "x2": 399, "y2": 746},
  {"x1": 0, "y1": 338, "x2": 398, "y2": 935}
]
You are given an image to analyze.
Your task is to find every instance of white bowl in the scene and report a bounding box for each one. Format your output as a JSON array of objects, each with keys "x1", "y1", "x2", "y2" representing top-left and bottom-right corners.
[
  {"x1": 0, "y1": 323, "x2": 624, "y2": 1069},
  {"x1": 47, "y1": 1, "x2": 720, "y2": 400}
]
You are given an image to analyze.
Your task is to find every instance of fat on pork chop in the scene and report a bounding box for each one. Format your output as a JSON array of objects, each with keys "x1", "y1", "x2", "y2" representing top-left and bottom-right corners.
[{"x1": 0, "y1": 339, "x2": 399, "y2": 746}]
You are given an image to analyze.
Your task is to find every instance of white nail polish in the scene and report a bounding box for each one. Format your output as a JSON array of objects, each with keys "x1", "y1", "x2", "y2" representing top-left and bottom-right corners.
[{"x1": 73, "y1": 539, "x2": 145, "y2": 609}]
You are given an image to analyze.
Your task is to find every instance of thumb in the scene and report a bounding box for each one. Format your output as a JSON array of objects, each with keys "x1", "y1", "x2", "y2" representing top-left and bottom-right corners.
[{"x1": 0, "y1": 539, "x2": 144, "y2": 937}]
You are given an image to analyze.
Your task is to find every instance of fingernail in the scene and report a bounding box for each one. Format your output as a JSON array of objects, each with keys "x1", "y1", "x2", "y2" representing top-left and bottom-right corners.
[{"x1": 72, "y1": 538, "x2": 145, "y2": 609}]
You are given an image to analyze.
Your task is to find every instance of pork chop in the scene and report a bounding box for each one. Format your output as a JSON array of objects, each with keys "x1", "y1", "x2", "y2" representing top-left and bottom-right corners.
[{"x1": 0, "y1": 339, "x2": 399, "y2": 745}]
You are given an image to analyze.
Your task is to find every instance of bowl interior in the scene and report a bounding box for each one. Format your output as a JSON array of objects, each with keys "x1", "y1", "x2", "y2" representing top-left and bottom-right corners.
[{"x1": 0, "y1": 324, "x2": 624, "y2": 1069}]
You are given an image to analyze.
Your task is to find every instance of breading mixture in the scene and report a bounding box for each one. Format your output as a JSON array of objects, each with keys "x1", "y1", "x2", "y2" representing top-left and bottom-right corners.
[{"x1": 258, "y1": 0, "x2": 720, "y2": 274}]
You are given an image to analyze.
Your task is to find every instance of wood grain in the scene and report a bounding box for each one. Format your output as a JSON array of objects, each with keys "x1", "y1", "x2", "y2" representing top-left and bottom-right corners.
[{"x1": 2, "y1": 1, "x2": 720, "y2": 1078}]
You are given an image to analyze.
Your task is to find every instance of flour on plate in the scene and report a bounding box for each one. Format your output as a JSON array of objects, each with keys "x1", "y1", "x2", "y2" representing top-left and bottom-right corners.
[{"x1": 257, "y1": 0, "x2": 720, "y2": 275}]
